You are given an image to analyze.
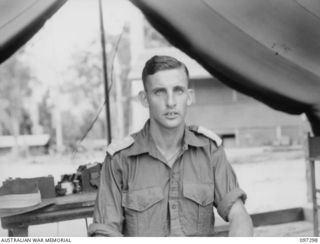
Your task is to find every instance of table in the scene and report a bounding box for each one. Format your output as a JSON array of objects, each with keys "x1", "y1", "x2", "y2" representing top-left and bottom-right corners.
[
  {"x1": 1, "y1": 193, "x2": 310, "y2": 237},
  {"x1": 0, "y1": 192, "x2": 97, "y2": 237}
]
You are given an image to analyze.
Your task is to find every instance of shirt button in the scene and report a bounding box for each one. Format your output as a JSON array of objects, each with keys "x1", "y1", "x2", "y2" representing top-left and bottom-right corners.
[{"x1": 172, "y1": 204, "x2": 177, "y2": 209}]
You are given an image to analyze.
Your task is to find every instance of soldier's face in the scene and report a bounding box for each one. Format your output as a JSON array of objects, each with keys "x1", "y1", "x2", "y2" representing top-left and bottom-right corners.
[{"x1": 142, "y1": 67, "x2": 193, "y2": 129}]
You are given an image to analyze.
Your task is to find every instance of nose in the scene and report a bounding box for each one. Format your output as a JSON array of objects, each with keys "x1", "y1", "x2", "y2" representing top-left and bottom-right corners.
[{"x1": 166, "y1": 91, "x2": 176, "y2": 108}]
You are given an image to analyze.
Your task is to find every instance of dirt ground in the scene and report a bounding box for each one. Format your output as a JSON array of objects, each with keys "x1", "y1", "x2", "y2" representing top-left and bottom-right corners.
[{"x1": 0, "y1": 146, "x2": 315, "y2": 236}]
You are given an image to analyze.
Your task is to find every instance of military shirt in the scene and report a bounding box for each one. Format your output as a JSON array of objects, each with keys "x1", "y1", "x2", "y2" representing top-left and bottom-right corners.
[{"x1": 88, "y1": 121, "x2": 247, "y2": 236}]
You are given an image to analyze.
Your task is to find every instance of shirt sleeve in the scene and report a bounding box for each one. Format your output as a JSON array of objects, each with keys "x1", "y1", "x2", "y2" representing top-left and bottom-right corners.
[
  {"x1": 88, "y1": 154, "x2": 124, "y2": 237},
  {"x1": 212, "y1": 146, "x2": 247, "y2": 222}
]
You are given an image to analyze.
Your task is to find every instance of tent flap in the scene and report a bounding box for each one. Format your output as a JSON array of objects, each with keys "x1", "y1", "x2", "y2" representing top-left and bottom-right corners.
[{"x1": 0, "y1": 0, "x2": 67, "y2": 64}]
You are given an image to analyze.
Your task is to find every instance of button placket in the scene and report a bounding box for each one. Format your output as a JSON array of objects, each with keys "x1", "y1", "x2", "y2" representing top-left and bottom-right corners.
[{"x1": 168, "y1": 160, "x2": 183, "y2": 236}]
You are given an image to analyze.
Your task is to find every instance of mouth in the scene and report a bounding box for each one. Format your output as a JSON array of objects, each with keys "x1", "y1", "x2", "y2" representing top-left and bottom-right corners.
[{"x1": 164, "y1": 111, "x2": 179, "y2": 119}]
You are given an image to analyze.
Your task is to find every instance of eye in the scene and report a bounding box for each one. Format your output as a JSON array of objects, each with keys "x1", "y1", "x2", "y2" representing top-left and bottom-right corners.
[
  {"x1": 174, "y1": 87, "x2": 185, "y2": 94},
  {"x1": 154, "y1": 89, "x2": 166, "y2": 96}
]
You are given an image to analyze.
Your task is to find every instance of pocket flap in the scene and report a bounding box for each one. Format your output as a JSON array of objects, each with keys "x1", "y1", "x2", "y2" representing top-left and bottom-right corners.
[
  {"x1": 183, "y1": 183, "x2": 214, "y2": 206},
  {"x1": 122, "y1": 187, "x2": 163, "y2": 212}
]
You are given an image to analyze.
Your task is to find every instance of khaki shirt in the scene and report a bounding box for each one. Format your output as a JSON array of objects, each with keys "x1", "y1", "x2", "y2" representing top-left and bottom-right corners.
[{"x1": 88, "y1": 121, "x2": 246, "y2": 236}]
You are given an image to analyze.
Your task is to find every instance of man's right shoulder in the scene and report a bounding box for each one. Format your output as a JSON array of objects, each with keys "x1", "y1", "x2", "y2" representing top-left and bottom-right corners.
[{"x1": 106, "y1": 136, "x2": 135, "y2": 157}]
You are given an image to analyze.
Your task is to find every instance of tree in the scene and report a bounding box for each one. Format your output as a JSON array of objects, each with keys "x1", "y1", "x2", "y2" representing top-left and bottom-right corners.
[
  {"x1": 61, "y1": 40, "x2": 106, "y2": 144},
  {"x1": 38, "y1": 89, "x2": 54, "y2": 134},
  {"x1": 0, "y1": 49, "x2": 33, "y2": 154},
  {"x1": 63, "y1": 40, "x2": 105, "y2": 113},
  {"x1": 61, "y1": 28, "x2": 132, "y2": 144}
]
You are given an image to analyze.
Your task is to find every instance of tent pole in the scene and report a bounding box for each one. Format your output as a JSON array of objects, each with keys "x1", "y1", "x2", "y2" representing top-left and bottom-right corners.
[{"x1": 99, "y1": 0, "x2": 112, "y2": 144}]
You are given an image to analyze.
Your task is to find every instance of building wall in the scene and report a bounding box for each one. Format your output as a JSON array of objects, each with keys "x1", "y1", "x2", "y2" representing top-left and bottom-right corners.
[{"x1": 187, "y1": 78, "x2": 306, "y2": 146}]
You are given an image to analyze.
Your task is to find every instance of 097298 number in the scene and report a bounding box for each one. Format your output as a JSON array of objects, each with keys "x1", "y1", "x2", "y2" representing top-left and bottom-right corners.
[{"x1": 300, "y1": 238, "x2": 318, "y2": 243}]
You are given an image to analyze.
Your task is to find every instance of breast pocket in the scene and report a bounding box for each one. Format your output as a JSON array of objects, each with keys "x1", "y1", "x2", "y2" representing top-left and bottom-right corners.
[
  {"x1": 122, "y1": 187, "x2": 164, "y2": 236},
  {"x1": 181, "y1": 183, "x2": 215, "y2": 236}
]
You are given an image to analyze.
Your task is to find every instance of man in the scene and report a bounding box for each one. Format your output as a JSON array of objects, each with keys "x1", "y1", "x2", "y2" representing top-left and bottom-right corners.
[{"x1": 88, "y1": 55, "x2": 253, "y2": 236}]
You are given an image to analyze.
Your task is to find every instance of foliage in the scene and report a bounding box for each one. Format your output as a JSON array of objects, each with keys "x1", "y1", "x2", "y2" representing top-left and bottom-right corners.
[
  {"x1": 61, "y1": 111, "x2": 83, "y2": 142},
  {"x1": 62, "y1": 40, "x2": 104, "y2": 111},
  {"x1": 0, "y1": 49, "x2": 33, "y2": 136},
  {"x1": 61, "y1": 28, "x2": 132, "y2": 143},
  {"x1": 38, "y1": 89, "x2": 54, "y2": 134}
]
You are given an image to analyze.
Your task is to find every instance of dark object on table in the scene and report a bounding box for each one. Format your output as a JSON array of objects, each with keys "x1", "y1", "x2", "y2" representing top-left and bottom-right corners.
[
  {"x1": 54, "y1": 162, "x2": 102, "y2": 196},
  {"x1": 55, "y1": 173, "x2": 79, "y2": 196},
  {"x1": 77, "y1": 162, "x2": 102, "y2": 192},
  {"x1": 2, "y1": 176, "x2": 55, "y2": 199}
]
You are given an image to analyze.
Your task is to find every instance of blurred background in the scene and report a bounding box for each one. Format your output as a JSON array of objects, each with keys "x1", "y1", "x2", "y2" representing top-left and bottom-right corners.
[{"x1": 0, "y1": 0, "x2": 315, "y2": 236}]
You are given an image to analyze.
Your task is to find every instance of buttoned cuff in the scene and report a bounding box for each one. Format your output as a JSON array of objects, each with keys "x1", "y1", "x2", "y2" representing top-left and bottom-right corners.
[
  {"x1": 216, "y1": 188, "x2": 247, "y2": 222},
  {"x1": 88, "y1": 223, "x2": 123, "y2": 237}
]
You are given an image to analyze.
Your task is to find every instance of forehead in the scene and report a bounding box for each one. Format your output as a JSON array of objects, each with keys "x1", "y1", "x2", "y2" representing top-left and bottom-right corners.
[{"x1": 145, "y1": 68, "x2": 188, "y2": 90}]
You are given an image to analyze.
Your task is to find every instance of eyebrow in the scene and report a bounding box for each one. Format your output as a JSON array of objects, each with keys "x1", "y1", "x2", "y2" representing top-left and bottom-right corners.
[
  {"x1": 173, "y1": 85, "x2": 186, "y2": 89},
  {"x1": 151, "y1": 87, "x2": 166, "y2": 93}
]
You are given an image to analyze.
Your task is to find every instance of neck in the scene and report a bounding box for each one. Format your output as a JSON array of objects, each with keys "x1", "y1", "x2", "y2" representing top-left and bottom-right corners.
[{"x1": 149, "y1": 119, "x2": 184, "y2": 152}]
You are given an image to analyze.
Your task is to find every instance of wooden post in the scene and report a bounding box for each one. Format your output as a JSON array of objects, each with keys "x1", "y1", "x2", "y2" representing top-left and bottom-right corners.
[
  {"x1": 305, "y1": 133, "x2": 312, "y2": 202},
  {"x1": 8, "y1": 227, "x2": 28, "y2": 237},
  {"x1": 306, "y1": 133, "x2": 320, "y2": 236},
  {"x1": 310, "y1": 159, "x2": 319, "y2": 236}
]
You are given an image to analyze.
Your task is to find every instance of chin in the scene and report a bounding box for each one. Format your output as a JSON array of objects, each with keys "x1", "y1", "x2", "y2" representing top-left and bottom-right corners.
[
  {"x1": 161, "y1": 119, "x2": 183, "y2": 129},
  {"x1": 151, "y1": 115, "x2": 185, "y2": 129}
]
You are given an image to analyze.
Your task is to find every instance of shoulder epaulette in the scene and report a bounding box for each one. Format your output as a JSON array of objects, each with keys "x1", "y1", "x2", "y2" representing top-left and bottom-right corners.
[
  {"x1": 191, "y1": 126, "x2": 222, "y2": 147},
  {"x1": 106, "y1": 136, "x2": 134, "y2": 156}
]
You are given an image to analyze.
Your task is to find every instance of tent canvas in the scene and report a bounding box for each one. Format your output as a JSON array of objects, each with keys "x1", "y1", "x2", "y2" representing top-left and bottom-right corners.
[{"x1": 0, "y1": 0, "x2": 67, "y2": 64}]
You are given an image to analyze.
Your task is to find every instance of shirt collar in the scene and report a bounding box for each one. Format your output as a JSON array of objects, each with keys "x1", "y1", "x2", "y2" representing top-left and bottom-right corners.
[
  {"x1": 183, "y1": 125, "x2": 208, "y2": 149},
  {"x1": 126, "y1": 120, "x2": 158, "y2": 157},
  {"x1": 126, "y1": 120, "x2": 208, "y2": 157}
]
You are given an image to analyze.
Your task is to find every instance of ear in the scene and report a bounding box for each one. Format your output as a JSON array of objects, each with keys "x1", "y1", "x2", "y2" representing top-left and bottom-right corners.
[
  {"x1": 187, "y1": 89, "x2": 194, "y2": 106},
  {"x1": 138, "y1": 90, "x2": 149, "y2": 108}
]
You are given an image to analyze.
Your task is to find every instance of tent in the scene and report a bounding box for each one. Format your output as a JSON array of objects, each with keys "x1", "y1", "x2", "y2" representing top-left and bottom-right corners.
[
  {"x1": 0, "y1": 0, "x2": 319, "y2": 236},
  {"x1": 1, "y1": 0, "x2": 320, "y2": 135}
]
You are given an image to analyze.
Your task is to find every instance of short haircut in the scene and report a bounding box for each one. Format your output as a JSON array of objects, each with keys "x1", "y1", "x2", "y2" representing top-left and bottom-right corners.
[{"x1": 142, "y1": 55, "x2": 189, "y2": 89}]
